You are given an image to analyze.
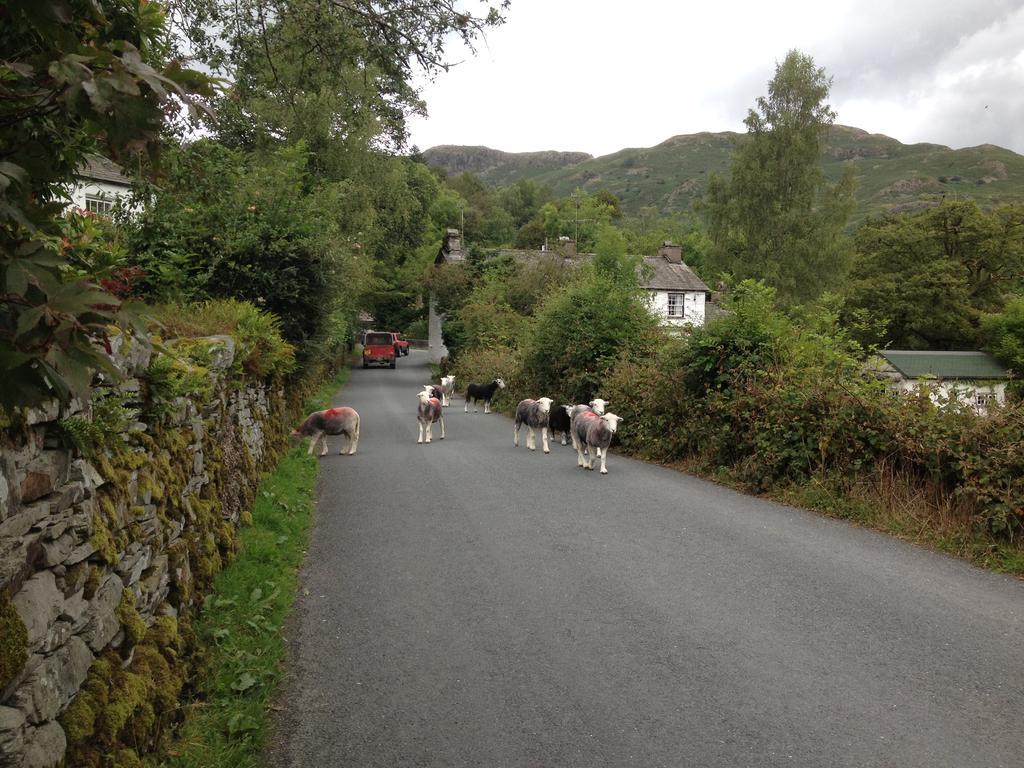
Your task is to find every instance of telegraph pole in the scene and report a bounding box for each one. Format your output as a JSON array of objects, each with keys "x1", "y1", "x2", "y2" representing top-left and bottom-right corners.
[{"x1": 570, "y1": 190, "x2": 593, "y2": 245}]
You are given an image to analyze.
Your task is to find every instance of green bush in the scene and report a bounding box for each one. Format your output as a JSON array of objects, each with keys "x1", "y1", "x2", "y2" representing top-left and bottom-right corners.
[
  {"x1": 520, "y1": 268, "x2": 658, "y2": 404},
  {"x1": 601, "y1": 279, "x2": 1024, "y2": 539},
  {"x1": 450, "y1": 346, "x2": 522, "y2": 413},
  {"x1": 128, "y1": 142, "x2": 367, "y2": 362}
]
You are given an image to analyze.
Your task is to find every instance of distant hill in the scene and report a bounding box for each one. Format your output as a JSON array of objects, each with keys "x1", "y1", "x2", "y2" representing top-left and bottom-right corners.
[
  {"x1": 422, "y1": 126, "x2": 1024, "y2": 221},
  {"x1": 421, "y1": 146, "x2": 593, "y2": 188}
]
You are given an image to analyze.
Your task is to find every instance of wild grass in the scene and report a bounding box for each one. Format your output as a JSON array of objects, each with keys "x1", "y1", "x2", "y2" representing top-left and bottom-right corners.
[
  {"x1": 161, "y1": 366, "x2": 348, "y2": 767},
  {"x1": 775, "y1": 462, "x2": 1024, "y2": 576},
  {"x1": 149, "y1": 299, "x2": 296, "y2": 377}
]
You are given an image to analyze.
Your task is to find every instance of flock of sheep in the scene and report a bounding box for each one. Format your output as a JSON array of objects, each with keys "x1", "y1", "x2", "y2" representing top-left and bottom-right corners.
[
  {"x1": 291, "y1": 375, "x2": 623, "y2": 475},
  {"x1": 418, "y1": 376, "x2": 623, "y2": 475}
]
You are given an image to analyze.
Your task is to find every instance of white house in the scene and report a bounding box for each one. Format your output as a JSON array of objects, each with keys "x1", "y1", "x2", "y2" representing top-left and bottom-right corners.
[
  {"x1": 429, "y1": 234, "x2": 714, "y2": 355},
  {"x1": 642, "y1": 241, "x2": 710, "y2": 328},
  {"x1": 874, "y1": 350, "x2": 1011, "y2": 413},
  {"x1": 67, "y1": 156, "x2": 134, "y2": 216}
]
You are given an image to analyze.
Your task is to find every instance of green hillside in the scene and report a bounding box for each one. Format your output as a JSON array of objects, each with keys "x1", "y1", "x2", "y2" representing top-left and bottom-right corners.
[{"x1": 422, "y1": 126, "x2": 1024, "y2": 221}]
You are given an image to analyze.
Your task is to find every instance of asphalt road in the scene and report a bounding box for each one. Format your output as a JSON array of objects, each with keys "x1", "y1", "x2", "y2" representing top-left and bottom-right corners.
[{"x1": 267, "y1": 350, "x2": 1024, "y2": 768}]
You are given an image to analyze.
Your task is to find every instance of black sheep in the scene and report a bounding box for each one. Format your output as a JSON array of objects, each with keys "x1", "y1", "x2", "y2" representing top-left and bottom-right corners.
[
  {"x1": 464, "y1": 378, "x2": 506, "y2": 414},
  {"x1": 548, "y1": 403, "x2": 573, "y2": 446}
]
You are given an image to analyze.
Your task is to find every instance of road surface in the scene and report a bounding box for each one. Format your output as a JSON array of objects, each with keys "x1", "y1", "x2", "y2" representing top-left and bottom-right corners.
[{"x1": 267, "y1": 350, "x2": 1024, "y2": 768}]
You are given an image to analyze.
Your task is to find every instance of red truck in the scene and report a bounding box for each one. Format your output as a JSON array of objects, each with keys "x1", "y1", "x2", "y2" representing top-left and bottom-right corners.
[
  {"x1": 362, "y1": 331, "x2": 397, "y2": 369},
  {"x1": 390, "y1": 332, "x2": 410, "y2": 357}
]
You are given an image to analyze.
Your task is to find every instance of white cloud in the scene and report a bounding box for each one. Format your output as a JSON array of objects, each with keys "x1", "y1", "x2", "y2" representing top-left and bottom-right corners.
[{"x1": 407, "y1": 0, "x2": 1024, "y2": 156}]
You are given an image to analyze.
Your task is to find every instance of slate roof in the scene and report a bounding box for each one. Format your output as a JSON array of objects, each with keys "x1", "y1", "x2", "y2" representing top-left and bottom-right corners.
[
  {"x1": 78, "y1": 156, "x2": 132, "y2": 186},
  {"x1": 489, "y1": 248, "x2": 711, "y2": 292},
  {"x1": 641, "y1": 256, "x2": 710, "y2": 293},
  {"x1": 879, "y1": 350, "x2": 1009, "y2": 380}
]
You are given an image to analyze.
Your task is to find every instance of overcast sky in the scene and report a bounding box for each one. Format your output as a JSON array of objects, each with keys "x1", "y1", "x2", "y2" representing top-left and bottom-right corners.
[{"x1": 406, "y1": 0, "x2": 1024, "y2": 158}]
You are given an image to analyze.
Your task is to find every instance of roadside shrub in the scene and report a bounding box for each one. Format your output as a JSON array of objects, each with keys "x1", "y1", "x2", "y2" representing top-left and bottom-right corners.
[
  {"x1": 128, "y1": 142, "x2": 366, "y2": 361},
  {"x1": 450, "y1": 345, "x2": 523, "y2": 414},
  {"x1": 438, "y1": 256, "x2": 573, "y2": 361},
  {"x1": 520, "y1": 268, "x2": 658, "y2": 404},
  {"x1": 602, "y1": 279, "x2": 1024, "y2": 539},
  {"x1": 443, "y1": 299, "x2": 531, "y2": 360}
]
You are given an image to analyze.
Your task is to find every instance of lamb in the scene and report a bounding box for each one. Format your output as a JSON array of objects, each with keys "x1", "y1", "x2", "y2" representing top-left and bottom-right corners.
[
  {"x1": 291, "y1": 406, "x2": 360, "y2": 456},
  {"x1": 574, "y1": 413, "x2": 623, "y2": 474},
  {"x1": 513, "y1": 397, "x2": 554, "y2": 453},
  {"x1": 416, "y1": 390, "x2": 445, "y2": 443},
  {"x1": 464, "y1": 378, "x2": 506, "y2": 413},
  {"x1": 424, "y1": 383, "x2": 445, "y2": 402},
  {"x1": 440, "y1": 375, "x2": 456, "y2": 407}
]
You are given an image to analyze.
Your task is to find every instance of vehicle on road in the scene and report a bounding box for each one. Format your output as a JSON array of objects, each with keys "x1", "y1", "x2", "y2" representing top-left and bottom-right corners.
[
  {"x1": 362, "y1": 331, "x2": 397, "y2": 369},
  {"x1": 390, "y1": 332, "x2": 410, "y2": 356}
]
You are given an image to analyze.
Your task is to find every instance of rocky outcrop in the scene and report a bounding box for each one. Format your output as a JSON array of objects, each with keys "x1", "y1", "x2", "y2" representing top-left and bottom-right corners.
[{"x1": 0, "y1": 331, "x2": 289, "y2": 767}]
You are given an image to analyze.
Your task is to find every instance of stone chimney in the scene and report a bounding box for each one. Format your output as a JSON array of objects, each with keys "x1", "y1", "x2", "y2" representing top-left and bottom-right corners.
[
  {"x1": 557, "y1": 236, "x2": 577, "y2": 257},
  {"x1": 658, "y1": 241, "x2": 682, "y2": 264},
  {"x1": 445, "y1": 228, "x2": 462, "y2": 253}
]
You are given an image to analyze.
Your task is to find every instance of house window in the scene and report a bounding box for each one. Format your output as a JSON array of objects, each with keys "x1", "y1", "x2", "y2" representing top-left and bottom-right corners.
[
  {"x1": 85, "y1": 196, "x2": 114, "y2": 216},
  {"x1": 975, "y1": 392, "x2": 996, "y2": 408},
  {"x1": 667, "y1": 292, "x2": 685, "y2": 317}
]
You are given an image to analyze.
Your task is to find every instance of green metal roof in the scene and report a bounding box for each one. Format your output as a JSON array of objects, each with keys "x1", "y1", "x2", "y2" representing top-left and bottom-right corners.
[{"x1": 879, "y1": 350, "x2": 1009, "y2": 380}]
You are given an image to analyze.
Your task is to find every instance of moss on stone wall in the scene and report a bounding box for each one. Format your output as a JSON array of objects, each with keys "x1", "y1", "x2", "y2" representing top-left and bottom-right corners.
[
  {"x1": 0, "y1": 595, "x2": 28, "y2": 691},
  {"x1": 55, "y1": 372, "x2": 301, "y2": 766},
  {"x1": 116, "y1": 591, "x2": 148, "y2": 648},
  {"x1": 61, "y1": 614, "x2": 188, "y2": 767}
]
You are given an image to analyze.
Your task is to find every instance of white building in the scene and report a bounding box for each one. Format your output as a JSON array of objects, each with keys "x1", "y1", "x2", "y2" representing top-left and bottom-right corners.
[
  {"x1": 642, "y1": 242, "x2": 710, "y2": 327},
  {"x1": 430, "y1": 234, "x2": 714, "y2": 356},
  {"x1": 874, "y1": 350, "x2": 1011, "y2": 413},
  {"x1": 67, "y1": 156, "x2": 134, "y2": 215}
]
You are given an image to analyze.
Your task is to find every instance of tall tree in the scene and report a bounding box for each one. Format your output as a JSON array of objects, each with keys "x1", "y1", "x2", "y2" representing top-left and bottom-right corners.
[
  {"x1": 703, "y1": 50, "x2": 856, "y2": 304},
  {"x1": 184, "y1": 0, "x2": 507, "y2": 158}
]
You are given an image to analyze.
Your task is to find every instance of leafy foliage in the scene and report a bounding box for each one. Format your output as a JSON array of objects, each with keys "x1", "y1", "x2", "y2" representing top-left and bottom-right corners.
[
  {"x1": 149, "y1": 300, "x2": 296, "y2": 379},
  {"x1": 437, "y1": 253, "x2": 575, "y2": 360},
  {"x1": 520, "y1": 265, "x2": 658, "y2": 404},
  {"x1": 182, "y1": 0, "x2": 507, "y2": 150},
  {"x1": 0, "y1": 0, "x2": 212, "y2": 409},
  {"x1": 596, "y1": 280, "x2": 1023, "y2": 539},
  {"x1": 844, "y1": 201, "x2": 1024, "y2": 349},
  {"x1": 59, "y1": 388, "x2": 138, "y2": 458},
  {"x1": 703, "y1": 50, "x2": 856, "y2": 304},
  {"x1": 128, "y1": 142, "x2": 367, "y2": 360},
  {"x1": 981, "y1": 295, "x2": 1024, "y2": 398}
]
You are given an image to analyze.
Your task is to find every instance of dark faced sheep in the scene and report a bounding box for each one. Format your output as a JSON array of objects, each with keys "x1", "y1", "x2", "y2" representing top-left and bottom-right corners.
[
  {"x1": 291, "y1": 406, "x2": 360, "y2": 456},
  {"x1": 465, "y1": 378, "x2": 506, "y2": 414},
  {"x1": 513, "y1": 397, "x2": 554, "y2": 453},
  {"x1": 547, "y1": 403, "x2": 573, "y2": 446}
]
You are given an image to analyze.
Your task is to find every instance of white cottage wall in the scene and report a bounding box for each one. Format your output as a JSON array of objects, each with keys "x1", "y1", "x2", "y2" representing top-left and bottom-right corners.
[{"x1": 648, "y1": 290, "x2": 706, "y2": 327}]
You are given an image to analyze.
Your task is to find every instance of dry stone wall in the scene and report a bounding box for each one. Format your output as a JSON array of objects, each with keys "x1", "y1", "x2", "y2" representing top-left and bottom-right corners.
[{"x1": 0, "y1": 332, "x2": 288, "y2": 768}]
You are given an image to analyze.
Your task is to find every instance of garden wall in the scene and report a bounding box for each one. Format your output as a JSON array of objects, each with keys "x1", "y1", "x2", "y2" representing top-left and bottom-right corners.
[{"x1": 0, "y1": 332, "x2": 289, "y2": 767}]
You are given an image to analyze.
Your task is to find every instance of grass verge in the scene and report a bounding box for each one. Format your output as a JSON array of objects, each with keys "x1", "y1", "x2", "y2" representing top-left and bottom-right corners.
[{"x1": 162, "y1": 366, "x2": 349, "y2": 767}]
